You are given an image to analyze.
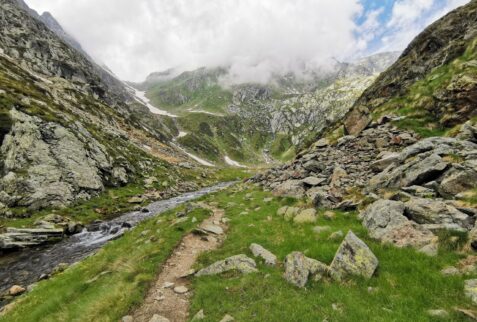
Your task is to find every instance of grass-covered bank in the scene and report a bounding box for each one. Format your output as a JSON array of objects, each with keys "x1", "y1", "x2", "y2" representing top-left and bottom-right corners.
[
  {"x1": 189, "y1": 186, "x2": 477, "y2": 321},
  {"x1": 0, "y1": 203, "x2": 213, "y2": 322}
]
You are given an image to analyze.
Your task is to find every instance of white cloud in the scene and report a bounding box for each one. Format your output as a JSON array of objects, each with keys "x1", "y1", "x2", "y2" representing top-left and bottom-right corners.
[{"x1": 25, "y1": 0, "x2": 364, "y2": 82}]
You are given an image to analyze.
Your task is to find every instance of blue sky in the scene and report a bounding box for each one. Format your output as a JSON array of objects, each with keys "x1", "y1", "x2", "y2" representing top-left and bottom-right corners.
[{"x1": 26, "y1": 0, "x2": 470, "y2": 81}]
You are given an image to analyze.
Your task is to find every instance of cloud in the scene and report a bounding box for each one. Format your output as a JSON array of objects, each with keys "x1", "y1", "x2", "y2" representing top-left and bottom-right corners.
[
  {"x1": 25, "y1": 0, "x2": 470, "y2": 83},
  {"x1": 25, "y1": 0, "x2": 364, "y2": 82}
]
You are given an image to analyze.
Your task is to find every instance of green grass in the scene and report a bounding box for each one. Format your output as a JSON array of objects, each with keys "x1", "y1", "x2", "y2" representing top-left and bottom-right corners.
[
  {"x1": 0, "y1": 205, "x2": 213, "y2": 322},
  {"x1": 372, "y1": 36, "x2": 477, "y2": 137},
  {"x1": 188, "y1": 186, "x2": 476, "y2": 321}
]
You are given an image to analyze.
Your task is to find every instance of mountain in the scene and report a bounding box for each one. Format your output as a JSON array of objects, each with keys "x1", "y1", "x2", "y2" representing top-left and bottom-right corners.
[
  {"x1": 0, "y1": 0, "x2": 191, "y2": 211},
  {"x1": 136, "y1": 52, "x2": 400, "y2": 164},
  {"x1": 345, "y1": 0, "x2": 477, "y2": 136}
]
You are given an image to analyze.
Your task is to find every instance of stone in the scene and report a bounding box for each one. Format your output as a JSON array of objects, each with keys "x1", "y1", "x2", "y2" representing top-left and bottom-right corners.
[
  {"x1": 272, "y1": 180, "x2": 305, "y2": 198},
  {"x1": 284, "y1": 252, "x2": 328, "y2": 287},
  {"x1": 302, "y1": 177, "x2": 326, "y2": 187},
  {"x1": 8, "y1": 285, "x2": 26, "y2": 296},
  {"x1": 418, "y1": 243, "x2": 438, "y2": 257},
  {"x1": 329, "y1": 231, "x2": 379, "y2": 281},
  {"x1": 405, "y1": 197, "x2": 472, "y2": 231},
  {"x1": 0, "y1": 228, "x2": 65, "y2": 249},
  {"x1": 293, "y1": 208, "x2": 317, "y2": 224},
  {"x1": 306, "y1": 188, "x2": 335, "y2": 208},
  {"x1": 360, "y1": 199, "x2": 436, "y2": 248},
  {"x1": 202, "y1": 225, "x2": 224, "y2": 235},
  {"x1": 465, "y1": 279, "x2": 477, "y2": 304},
  {"x1": 128, "y1": 196, "x2": 144, "y2": 204},
  {"x1": 250, "y1": 243, "x2": 277, "y2": 266},
  {"x1": 439, "y1": 167, "x2": 477, "y2": 197},
  {"x1": 328, "y1": 230, "x2": 344, "y2": 240},
  {"x1": 284, "y1": 207, "x2": 300, "y2": 221},
  {"x1": 277, "y1": 206, "x2": 289, "y2": 216},
  {"x1": 163, "y1": 282, "x2": 174, "y2": 289},
  {"x1": 427, "y1": 309, "x2": 449, "y2": 318},
  {"x1": 441, "y1": 266, "x2": 460, "y2": 276},
  {"x1": 191, "y1": 309, "x2": 205, "y2": 321},
  {"x1": 195, "y1": 255, "x2": 258, "y2": 276},
  {"x1": 313, "y1": 226, "x2": 331, "y2": 234},
  {"x1": 344, "y1": 107, "x2": 372, "y2": 136},
  {"x1": 219, "y1": 315, "x2": 235, "y2": 322},
  {"x1": 121, "y1": 316, "x2": 134, "y2": 322},
  {"x1": 370, "y1": 152, "x2": 400, "y2": 172},
  {"x1": 323, "y1": 211, "x2": 336, "y2": 220},
  {"x1": 149, "y1": 314, "x2": 170, "y2": 322},
  {"x1": 173, "y1": 286, "x2": 188, "y2": 294}
]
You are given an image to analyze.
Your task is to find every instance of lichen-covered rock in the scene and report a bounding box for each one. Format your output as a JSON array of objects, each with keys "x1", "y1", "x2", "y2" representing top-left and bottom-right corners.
[
  {"x1": 293, "y1": 208, "x2": 317, "y2": 224},
  {"x1": 272, "y1": 180, "x2": 305, "y2": 199},
  {"x1": 195, "y1": 255, "x2": 258, "y2": 276},
  {"x1": 249, "y1": 243, "x2": 277, "y2": 266},
  {"x1": 329, "y1": 231, "x2": 378, "y2": 281},
  {"x1": 360, "y1": 199, "x2": 436, "y2": 248},
  {"x1": 284, "y1": 251, "x2": 328, "y2": 287}
]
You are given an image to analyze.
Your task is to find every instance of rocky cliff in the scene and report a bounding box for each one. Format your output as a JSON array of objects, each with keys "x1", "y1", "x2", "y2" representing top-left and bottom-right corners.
[
  {"x1": 345, "y1": 0, "x2": 477, "y2": 135},
  {"x1": 0, "y1": 0, "x2": 185, "y2": 212}
]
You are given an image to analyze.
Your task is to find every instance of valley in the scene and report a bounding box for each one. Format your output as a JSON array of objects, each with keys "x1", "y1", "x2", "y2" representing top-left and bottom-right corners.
[{"x1": 0, "y1": 0, "x2": 477, "y2": 321}]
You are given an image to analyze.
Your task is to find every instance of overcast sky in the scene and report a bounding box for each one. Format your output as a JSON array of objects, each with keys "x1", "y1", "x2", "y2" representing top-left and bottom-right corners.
[{"x1": 26, "y1": 0, "x2": 469, "y2": 82}]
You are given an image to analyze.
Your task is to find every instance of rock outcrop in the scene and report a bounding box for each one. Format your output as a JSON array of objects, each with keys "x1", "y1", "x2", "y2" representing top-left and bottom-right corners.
[{"x1": 195, "y1": 255, "x2": 258, "y2": 276}]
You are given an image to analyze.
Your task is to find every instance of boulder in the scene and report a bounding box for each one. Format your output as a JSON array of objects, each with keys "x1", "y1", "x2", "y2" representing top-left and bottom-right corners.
[
  {"x1": 438, "y1": 166, "x2": 477, "y2": 197},
  {"x1": 284, "y1": 207, "x2": 300, "y2": 221},
  {"x1": 277, "y1": 206, "x2": 289, "y2": 216},
  {"x1": 329, "y1": 231, "x2": 378, "y2": 281},
  {"x1": 8, "y1": 285, "x2": 26, "y2": 296},
  {"x1": 360, "y1": 199, "x2": 436, "y2": 248},
  {"x1": 250, "y1": 243, "x2": 277, "y2": 266},
  {"x1": 272, "y1": 180, "x2": 305, "y2": 199},
  {"x1": 404, "y1": 197, "x2": 473, "y2": 231},
  {"x1": 284, "y1": 252, "x2": 328, "y2": 287},
  {"x1": 293, "y1": 208, "x2": 317, "y2": 224},
  {"x1": 0, "y1": 228, "x2": 64, "y2": 249},
  {"x1": 195, "y1": 255, "x2": 258, "y2": 276},
  {"x1": 370, "y1": 152, "x2": 400, "y2": 172}
]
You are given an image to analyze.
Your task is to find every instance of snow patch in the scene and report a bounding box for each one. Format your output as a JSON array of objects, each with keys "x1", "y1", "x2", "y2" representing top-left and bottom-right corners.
[
  {"x1": 132, "y1": 88, "x2": 177, "y2": 118},
  {"x1": 224, "y1": 156, "x2": 246, "y2": 168}
]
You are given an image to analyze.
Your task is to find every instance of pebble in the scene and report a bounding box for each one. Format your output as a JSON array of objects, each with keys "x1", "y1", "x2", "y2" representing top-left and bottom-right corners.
[{"x1": 173, "y1": 285, "x2": 189, "y2": 294}]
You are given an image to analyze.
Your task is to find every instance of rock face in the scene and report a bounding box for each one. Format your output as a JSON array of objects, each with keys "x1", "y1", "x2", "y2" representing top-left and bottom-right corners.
[
  {"x1": 0, "y1": 228, "x2": 64, "y2": 249},
  {"x1": 251, "y1": 124, "x2": 418, "y2": 207},
  {"x1": 0, "y1": 1, "x2": 191, "y2": 212},
  {"x1": 345, "y1": 0, "x2": 477, "y2": 135},
  {"x1": 195, "y1": 255, "x2": 258, "y2": 276},
  {"x1": 329, "y1": 231, "x2": 378, "y2": 281}
]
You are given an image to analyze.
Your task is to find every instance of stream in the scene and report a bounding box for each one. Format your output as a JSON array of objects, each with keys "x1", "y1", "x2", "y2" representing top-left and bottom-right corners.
[{"x1": 0, "y1": 182, "x2": 234, "y2": 305}]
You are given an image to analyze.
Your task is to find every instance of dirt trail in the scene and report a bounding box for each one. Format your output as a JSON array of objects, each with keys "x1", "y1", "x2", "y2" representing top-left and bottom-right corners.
[{"x1": 131, "y1": 203, "x2": 227, "y2": 322}]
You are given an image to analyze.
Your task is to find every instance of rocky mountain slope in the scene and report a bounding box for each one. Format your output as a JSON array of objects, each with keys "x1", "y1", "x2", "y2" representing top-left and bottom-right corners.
[
  {"x1": 0, "y1": 0, "x2": 193, "y2": 213},
  {"x1": 345, "y1": 0, "x2": 477, "y2": 136},
  {"x1": 135, "y1": 52, "x2": 399, "y2": 164}
]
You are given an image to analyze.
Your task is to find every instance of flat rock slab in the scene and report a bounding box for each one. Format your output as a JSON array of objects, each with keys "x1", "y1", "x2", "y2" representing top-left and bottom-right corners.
[
  {"x1": 195, "y1": 254, "x2": 258, "y2": 276},
  {"x1": 202, "y1": 224, "x2": 224, "y2": 235},
  {"x1": 329, "y1": 231, "x2": 378, "y2": 281},
  {"x1": 250, "y1": 243, "x2": 277, "y2": 266}
]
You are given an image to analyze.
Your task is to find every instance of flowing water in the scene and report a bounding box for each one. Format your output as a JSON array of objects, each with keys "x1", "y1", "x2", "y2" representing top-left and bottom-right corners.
[{"x1": 0, "y1": 182, "x2": 234, "y2": 304}]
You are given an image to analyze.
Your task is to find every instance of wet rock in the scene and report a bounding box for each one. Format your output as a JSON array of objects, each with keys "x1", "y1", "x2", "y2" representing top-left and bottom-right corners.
[
  {"x1": 465, "y1": 279, "x2": 477, "y2": 304},
  {"x1": 329, "y1": 231, "x2": 378, "y2": 281},
  {"x1": 0, "y1": 228, "x2": 64, "y2": 249},
  {"x1": 8, "y1": 285, "x2": 26, "y2": 296},
  {"x1": 195, "y1": 255, "x2": 258, "y2": 276},
  {"x1": 293, "y1": 208, "x2": 317, "y2": 224},
  {"x1": 360, "y1": 199, "x2": 436, "y2": 248},
  {"x1": 250, "y1": 243, "x2": 277, "y2": 266},
  {"x1": 284, "y1": 251, "x2": 328, "y2": 288}
]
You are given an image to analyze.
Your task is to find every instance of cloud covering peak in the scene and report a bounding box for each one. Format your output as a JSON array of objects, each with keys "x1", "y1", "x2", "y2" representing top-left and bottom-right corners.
[{"x1": 26, "y1": 0, "x2": 469, "y2": 82}]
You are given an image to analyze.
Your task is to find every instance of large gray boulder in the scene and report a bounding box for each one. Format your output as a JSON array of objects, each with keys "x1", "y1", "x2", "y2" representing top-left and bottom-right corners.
[
  {"x1": 249, "y1": 243, "x2": 277, "y2": 266},
  {"x1": 195, "y1": 255, "x2": 258, "y2": 276},
  {"x1": 329, "y1": 231, "x2": 378, "y2": 281},
  {"x1": 360, "y1": 199, "x2": 436, "y2": 248},
  {"x1": 272, "y1": 180, "x2": 305, "y2": 199},
  {"x1": 405, "y1": 197, "x2": 473, "y2": 231}
]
